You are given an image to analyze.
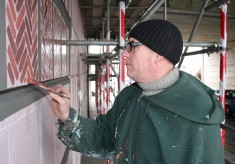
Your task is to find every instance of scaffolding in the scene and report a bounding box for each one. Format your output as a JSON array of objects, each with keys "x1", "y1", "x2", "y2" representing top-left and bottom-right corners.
[
  {"x1": 59, "y1": 0, "x2": 231, "y2": 115},
  {"x1": 60, "y1": 0, "x2": 233, "y2": 163}
]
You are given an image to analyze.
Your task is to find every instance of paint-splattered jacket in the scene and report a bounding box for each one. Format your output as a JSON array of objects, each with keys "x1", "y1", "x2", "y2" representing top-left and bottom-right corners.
[{"x1": 57, "y1": 71, "x2": 225, "y2": 164}]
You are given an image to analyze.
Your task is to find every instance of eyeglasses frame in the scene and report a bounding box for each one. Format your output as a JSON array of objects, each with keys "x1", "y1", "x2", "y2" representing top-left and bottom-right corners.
[{"x1": 124, "y1": 42, "x2": 143, "y2": 53}]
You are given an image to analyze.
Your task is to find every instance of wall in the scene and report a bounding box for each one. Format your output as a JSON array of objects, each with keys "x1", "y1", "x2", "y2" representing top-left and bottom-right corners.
[
  {"x1": 0, "y1": 0, "x2": 86, "y2": 164},
  {"x1": 0, "y1": 93, "x2": 68, "y2": 164},
  {"x1": 67, "y1": 0, "x2": 87, "y2": 163}
]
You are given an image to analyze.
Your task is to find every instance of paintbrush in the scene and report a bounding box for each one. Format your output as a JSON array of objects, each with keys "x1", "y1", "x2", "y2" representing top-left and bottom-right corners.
[{"x1": 27, "y1": 77, "x2": 70, "y2": 100}]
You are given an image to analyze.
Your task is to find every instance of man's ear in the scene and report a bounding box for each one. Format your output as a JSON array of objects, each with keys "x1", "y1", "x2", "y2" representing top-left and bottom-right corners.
[{"x1": 154, "y1": 54, "x2": 165, "y2": 64}]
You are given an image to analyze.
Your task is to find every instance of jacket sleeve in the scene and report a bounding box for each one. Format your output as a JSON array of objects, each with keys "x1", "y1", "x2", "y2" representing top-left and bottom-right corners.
[
  {"x1": 57, "y1": 107, "x2": 115, "y2": 159},
  {"x1": 56, "y1": 83, "x2": 139, "y2": 159}
]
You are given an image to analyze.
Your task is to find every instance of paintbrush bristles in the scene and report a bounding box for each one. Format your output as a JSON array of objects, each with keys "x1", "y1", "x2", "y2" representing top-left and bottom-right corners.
[
  {"x1": 27, "y1": 77, "x2": 70, "y2": 100},
  {"x1": 27, "y1": 77, "x2": 51, "y2": 91},
  {"x1": 27, "y1": 77, "x2": 40, "y2": 85}
]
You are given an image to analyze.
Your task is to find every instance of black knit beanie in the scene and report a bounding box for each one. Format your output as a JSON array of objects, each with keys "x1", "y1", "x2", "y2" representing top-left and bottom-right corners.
[{"x1": 128, "y1": 19, "x2": 183, "y2": 65}]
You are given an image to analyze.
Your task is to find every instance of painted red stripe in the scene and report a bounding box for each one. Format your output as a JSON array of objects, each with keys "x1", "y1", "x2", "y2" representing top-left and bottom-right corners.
[
  {"x1": 32, "y1": 34, "x2": 38, "y2": 56},
  {"x1": 8, "y1": 0, "x2": 16, "y2": 22},
  {"x1": 16, "y1": 4, "x2": 25, "y2": 29},
  {"x1": 25, "y1": 1, "x2": 32, "y2": 18},
  {"x1": 7, "y1": 63, "x2": 15, "y2": 85},
  {"x1": 121, "y1": 10, "x2": 125, "y2": 39},
  {"x1": 8, "y1": 46, "x2": 19, "y2": 80},
  {"x1": 16, "y1": 0, "x2": 24, "y2": 12},
  {"x1": 16, "y1": 20, "x2": 25, "y2": 45},
  {"x1": 224, "y1": 52, "x2": 227, "y2": 72},
  {"x1": 32, "y1": 47, "x2": 38, "y2": 67},
  {"x1": 35, "y1": 71, "x2": 39, "y2": 80},
  {"x1": 6, "y1": 5, "x2": 16, "y2": 39},
  {"x1": 20, "y1": 55, "x2": 30, "y2": 83},
  {"x1": 25, "y1": 16, "x2": 32, "y2": 43},
  {"x1": 219, "y1": 55, "x2": 223, "y2": 81},
  {"x1": 28, "y1": 59, "x2": 34, "y2": 79},
  {"x1": 19, "y1": 47, "x2": 27, "y2": 72},
  {"x1": 121, "y1": 8, "x2": 125, "y2": 83},
  {"x1": 32, "y1": 8, "x2": 38, "y2": 26},
  {"x1": 220, "y1": 12, "x2": 227, "y2": 40},
  {"x1": 26, "y1": 1, "x2": 33, "y2": 30},
  {"x1": 32, "y1": 19, "x2": 37, "y2": 42},
  {"x1": 24, "y1": 32, "x2": 32, "y2": 56},
  {"x1": 7, "y1": 26, "x2": 17, "y2": 55},
  {"x1": 219, "y1": 54, "x2": 226, "y2": 79},
  {"x1": 15, "y1": 37, "x2": 25, "y2": 63},
  {"x1": 32, "y1": 0, "x2": 37, "y2": 12}
]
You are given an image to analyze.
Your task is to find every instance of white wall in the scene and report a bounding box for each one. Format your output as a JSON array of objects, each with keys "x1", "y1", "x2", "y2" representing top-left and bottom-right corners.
[
  {"x1": 0, "y1": 95, "x2": 66, "y2": 163},
  {"x1": 203, "y1": 42, "x2": 235, "y2": 90}
]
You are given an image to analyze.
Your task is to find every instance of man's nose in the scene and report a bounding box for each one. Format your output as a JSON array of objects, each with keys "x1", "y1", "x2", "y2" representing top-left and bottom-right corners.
[{"x1": 122, "y1": 50, "x2": 129, "y2": 59}]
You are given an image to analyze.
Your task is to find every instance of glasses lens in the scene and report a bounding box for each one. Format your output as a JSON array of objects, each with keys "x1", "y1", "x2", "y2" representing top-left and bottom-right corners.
[
  {"x1": 125, "y1": 43, "x2": 131, "y2": 52},
  {"x1": 125, "y1": 42, "x2": 142, "y2": 53}
]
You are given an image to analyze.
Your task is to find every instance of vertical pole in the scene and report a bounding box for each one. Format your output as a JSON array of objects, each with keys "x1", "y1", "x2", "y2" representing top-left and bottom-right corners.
[
  {"x1": 97, "y1": 68, "x2": 102, "y2": 114},
  {"x1": 219, "y1": 4, "x2": 227, "y2": 147},
  {"x1": 106, "y1": 0, "x2": 111, "y2": 112},
  {"x1": 164, "y1": 0, "x2": 167, "y2": 20},
  {"x1": 98, "y1": 18, "x2": 105, "y2": 115},
  {"x1": 106, "y1": 2, "x2": 111, "y2": 163},
  {"x1": 95, "y1": 65, "x2": 99, "y2": 113},
  {"x1": 178, "y1": 0, "x2": 209, "y2": 68},
  {"x1": 106, "y1": 60, "x2": 110, "y2": 110},
  {"x1": 101, "y1": 62, "x2": 106, "y2": 114},
  {"x1": 119, "y1": 0, "x2": 126, "y2": 91}
]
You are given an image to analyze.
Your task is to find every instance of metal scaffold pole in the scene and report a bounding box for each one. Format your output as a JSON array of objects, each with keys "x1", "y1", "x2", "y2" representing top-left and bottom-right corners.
[
  {"x1": 178, "y1": 0, "x2": 209, "y2": 68},
  {"x1": 106, "y1": 1, "x2": 111, "y2": 163},
  {"x1": 219, "y1": 3, "x2": 227, "y2": 147},
  {"x1": 119, "y1": 0, "x2": 126, "y2": 91},
  {"x1": 106, "y1": 0, "x2": 111, "y2": 113}
]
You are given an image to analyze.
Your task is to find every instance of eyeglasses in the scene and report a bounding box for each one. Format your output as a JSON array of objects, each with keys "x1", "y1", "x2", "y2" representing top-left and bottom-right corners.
[{"x1": 124, "y1": 42, "x2": 143, "y2": 53}]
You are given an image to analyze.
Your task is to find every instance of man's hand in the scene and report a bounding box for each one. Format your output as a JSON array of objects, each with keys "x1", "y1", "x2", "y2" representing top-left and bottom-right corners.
[{"x1": 49, "y1": 85, "x2": 70, "y2": 123}]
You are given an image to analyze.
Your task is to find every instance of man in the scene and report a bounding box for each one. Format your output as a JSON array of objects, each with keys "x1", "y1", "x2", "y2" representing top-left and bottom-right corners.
[{"x1": 49, "y1": 19, "x2": 225, "y2": 164}]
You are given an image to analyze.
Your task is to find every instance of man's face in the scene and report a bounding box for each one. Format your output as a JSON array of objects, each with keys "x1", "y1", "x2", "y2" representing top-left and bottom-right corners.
[{"x1": 122, "y1": 38, "x2": 155, "y2": 82}]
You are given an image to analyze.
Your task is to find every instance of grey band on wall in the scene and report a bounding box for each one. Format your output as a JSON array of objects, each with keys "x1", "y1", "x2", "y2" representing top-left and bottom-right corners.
[{"x1": 0, "y1": 77, "x2": 69, "y2": 122}]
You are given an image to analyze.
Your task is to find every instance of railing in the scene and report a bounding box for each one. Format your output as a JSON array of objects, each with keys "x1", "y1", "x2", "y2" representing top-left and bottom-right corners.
[
  {"x1": 61, "y1": 147, "x2": 70, "y2": 164},
  {"x1": 220, "y1": 123, "x2": 235, "y2": 164}
]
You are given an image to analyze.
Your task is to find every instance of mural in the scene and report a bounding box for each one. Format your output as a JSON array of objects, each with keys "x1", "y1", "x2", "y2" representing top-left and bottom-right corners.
[
  {"x1": 41, "y1": 0, "x2": 53, "y2": 81},
  {"x1": 41, "y1": 0, "x2": 69, "y2": 80},
  {"x1": 6, "y1": 0, "x2": 38, "y2": 88},
  {"x1": 5, "y1": 0, "x2": 69, "y2": 89}
]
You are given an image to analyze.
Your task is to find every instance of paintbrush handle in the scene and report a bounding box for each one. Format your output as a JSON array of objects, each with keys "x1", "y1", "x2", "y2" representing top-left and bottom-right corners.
[
  {"x1": 57, "y1": 93, "x2": 71, "y2": 100},
  {"x1": 28, "y1": 77, "x2": 70, "y2": 100}
]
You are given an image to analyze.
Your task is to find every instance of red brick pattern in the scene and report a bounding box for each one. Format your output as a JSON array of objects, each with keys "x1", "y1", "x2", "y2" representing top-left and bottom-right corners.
[
  {"x1": 53, "y1": 4, "x2": 62, "y2": 78},
  {"x1": 41, "y1": 0, "x2": 53, "y2": 81},
  {"x1": 6, "y1": 0, "x2": 38, "y2": 88}
]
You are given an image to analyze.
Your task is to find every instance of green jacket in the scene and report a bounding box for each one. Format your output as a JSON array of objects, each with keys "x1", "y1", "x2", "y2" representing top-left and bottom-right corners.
[{"x1": 57, "y1": 71, "x2": 225, "y2": 164}]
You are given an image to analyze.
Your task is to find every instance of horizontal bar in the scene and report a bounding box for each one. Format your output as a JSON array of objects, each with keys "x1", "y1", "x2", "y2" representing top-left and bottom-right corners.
[
  {"x1": 82, "y1": 58, "x2": 119, "y2": 61},
  {"x1": 184, "y1": 42, "x2": 217, "y2": 47},
  {"x1": 59, "y1": 40, "x2": 118, "y2": 46},
  {"x1": 220, "y1": 123, "x2": 235, "y2": 132},
  {"x1": 80, "y1": 5, "x2": 147, "y2": 9},
  {"x1": 60, "y1": 40, "x2": 217, "y2": 47},
  {"x1": 80, "y1": 53, "x2": 115, "y2": 57},
  {"x1": 0, "y1": 77, "x2": 69, "y2": 122}
]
